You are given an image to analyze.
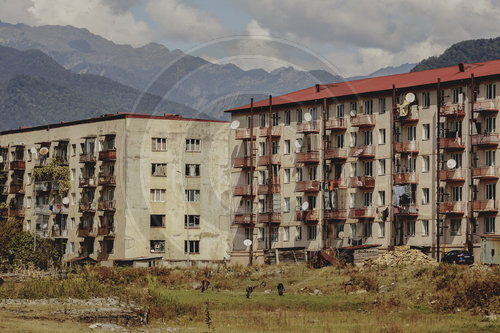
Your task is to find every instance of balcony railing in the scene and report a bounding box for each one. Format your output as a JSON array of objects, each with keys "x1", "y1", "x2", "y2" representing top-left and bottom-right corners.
[
  {"x1": 351, "y1": 114, "x2": 375, "y2": 127},
  {"x1": 99, "y1": 149, "x2": 117, "y2": 161},
  {"x1": 471, "y1": 133, "x2": 499, "y2": 147},
  {"x1": 325, "y1": 148, "x2": 348, "y2": 160},
  {"x1": 98, "y1": 200, "x2": 116, "y2": 211},
  {"x1": 234, "y1": 157, "x2": 255, "y2": 168},
  {"x1": 439, "y1": 137, "x2": 465, "y2": 150},
  {"x1": 395, "y1": 107, "x2": 419, "y2": 122},
  {"x1": 296, "y1": 151, "x2": 319, "y2": 163},
  {"x1": 78, "y1": 227, "x2": 90, "y2": 237},
  {"x1": 98, "y1": 226, "x2": 115, "y2": 236},
  {"x1": 393, "y1": 173, "x2": 418, "y2": 185},
  {"x1": 471, "y1": 200, "x2": 498, "y2": 213},
  {"x1": 473, "y1": 100, "x2": 498, "y2": 113},
  {"x1": 324, "y1": 209, "x2": 347, "y2": 220},
  {"x1": 296, "y1": 210, "x2": 319, "y2": 222},
  {"x1": 351, "y1": 207, "x2": 376, "y2": 219},
  {"x1": 9, "y1": 183, "x2": 24, "y2": 194},
  {"x1": 235, "y1": 128, "x2": 257, "y2": 140},
  {"x1": 394, "y1": 205, "x2": 419, "y2": 217},
  {"x1": 34, "y1": 204, "x2": 51, "y2": 215},
  {"x1": 9, "y1": 208, "x2": 24, "y2": 217},
  {"x1": 34, "y1": 182, "x2": 50, "y2": 192},
  {"x1": 329, "y1": 178, "x2": 348, "y2": 188},
  {"x1": 440, "y1": 103, "x2": 465, "y2": 117},
  {"x1": 259, "y1": 126, "x2": 282, "y2": 137},
  {"x1": 257, "y1": 155, "x2": 281, "y2": 166},
  {"x1": 325, "y1": 118, "x2": 347, "y2": 131},
  {"x1": 257, "y1": 184, "x2": 280, "y2": 195},
  {"x1": 10, "y1": 160, "x2": 25, "y2": 170},
  {"x1": 54, "y1": 156, "x2": 69, "y2": 165},
  {"x1": 297, "y1": 120, "x2": 320, "y2": 133},
  {"x1": 295, "y1": 181, "x2": 320, "y2": 192},
  {"x1": 350, "y1": 145, "x2": 376, "y2": 158},
  {"x1": 51, "y1": 226, "x2": 68, "y2": 238},
  {"x1": 258, "y1": 212, "x2": 282, "y2": 223},
  {"x1": 234, "y1": 185, "x2": 253, "y2": 196},
  {"x1": 472, "y1": 166, "x2": 498, "y2": 180},
  {"x1": 98, "y1": 175, "x2": 116, "y2": 186},
  {"x1": 79, "y1": 177, "x2": 97, "y2": 188},
  {"x1": 394, "y1": 141, "x2": 419, "y2": 154},
  {"x1": 234, "y1": 213, "x2": 255, "y2": 225},
  {"x1": 439, "y1": 168, "x2": 466, "y2": 182},
  {"x1": 52, "y1": 204, "x2": 69, "y2": 214},
  {"x1": 350, "y1": 176, "x2": 375, "y2": 188},
  {"x1": 79, "y1": 202, "x2": 96, "y2": 213},
  {"x1": 0, "y1": 185, "x2": 8, "y2": 195},
  {"x1": 80, "y1": 153, "x2": 96, "y2": 163},
  {"x1": 438, "y1": 202, "x2": 465, "y2": 215},
  {"x1": 35, "y1": 158, "x2": 49, "y2": 168}
]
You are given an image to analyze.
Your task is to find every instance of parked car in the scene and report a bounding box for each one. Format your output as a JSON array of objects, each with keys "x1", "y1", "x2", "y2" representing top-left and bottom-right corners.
[{"x1": 441, "y1": 250, "x2": 474, "y2": 265}]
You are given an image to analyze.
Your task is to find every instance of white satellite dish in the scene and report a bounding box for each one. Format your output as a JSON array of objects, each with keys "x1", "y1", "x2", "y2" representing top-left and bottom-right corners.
[
  {"x1": 338, "y1": 232, "x2": 345, "y2": 238},
  {"x1": 301, "y1": 201, "x2": 309, "y2": 211},
  {"x1": 243, "y1": 239, "x2": 252, "y2": 247},
  {"x1": 294, "y1": 139, "x2": 303, "y2": 148},
  {"x1": 230, "y1": 120, "x2": 240, "y2": 130},
  {"x1": 350, "y1": 110, "x2": 356, "y2": 117},
  {"x1": 447, "y1": 159, "x2": 457, "y2": 169},
  {"x1": 62, "y1": 197, "x2": 70, "y2": 205},
  {"x1": 405, "y1": 92, "x2": 416, "y2": 103},
  {"x1": 304, "y1": 112, "x2": 312, "y2": 122},
  {"x1": 0, "y1": 156, "x2": 3, "y2": 163},
  {"x1": 30, "y1": 147, "x2": 37, "y2": 154},
  {"x1": 39, "y1": 147, "x2": 49, "y2": 155}
]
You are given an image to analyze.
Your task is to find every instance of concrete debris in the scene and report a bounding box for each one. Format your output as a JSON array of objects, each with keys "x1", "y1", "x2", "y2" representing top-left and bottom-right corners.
[
  {"x1": 313, "y1": 289, "x2": 322, "y2": 296},
  {"x1": 349, "y1": 289, "x2": 367, "y2": 295},
  {"x1": 484, "y1": 314, "x2": 497, "y2": 322},
  {"x1": 89, "y1": 323, "x2": 126, "y2": 331},
  {"x1": 192, "y1": 283, "x2": 201, "y2": 290},
  {"x1": 363, "y1": 247, "x2": 436, "y2": 267},
  {"x1": 264, "y1": 289, "x2": 272, "y2": 294},
  {"x1": 378, "y1": 283, "x2": 398, "y2": 293}
]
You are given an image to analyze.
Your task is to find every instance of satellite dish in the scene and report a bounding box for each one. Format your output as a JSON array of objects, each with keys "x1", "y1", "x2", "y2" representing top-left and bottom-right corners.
[
  {"x1": 338, "y1": 232, "x2": 345, "y2": 238},
  {"x1": 230, "y1": 120, "x2": 240, "y2": 130},
  {"x1": 0, "y1": 156, "x2": 3, "y2": 163},
  {"x1": 304, "y1": 112, "x2": 312, "y2": 122},
  {"x1": 294, "y1": 139, "x2": 303, "y2": 148},
  {"x1": 243, "y1": 239, "x2": 252, "y2": 247},
  {"x1": 39, "y1": 147, "x2": 49, "y2": 155},
  {"x1": 62, "y1": 197, "x2": 70, "y2": 205},
  {"x1": 405, "y1": 93, "x2": 416, "y2": 103},
  {"x1": 350, "y1": 110, "x2": 356, "y2": 117},
  {"x1": 30, "y1": 147, "x2": 37, "y2": 154},
  {"x1": 301, "y1": 201, "x2": 309, "y2": 211},
  {"x1": 447, "y1": 159, "x2": 457, "y2": 169}
]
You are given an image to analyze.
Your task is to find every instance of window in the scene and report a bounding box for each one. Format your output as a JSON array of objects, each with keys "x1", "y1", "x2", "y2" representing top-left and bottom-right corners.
[
  {"x1": 350, "y1": 193, "x2": 356, "y2": 208},
  {"x1": 364, "y1": 192, "x2": 372, "y2": 207},
  {"x1": 152, "y1": 138, "x2": 167, "y2": 151},
  {"x1": 285, "y1": 110, "x2": 291, "y2": 125},
  {"x1": 351, "y1": 223, "x2": 357, "y2": 237},
  {"x1": 378, "y1": 159, "x2": 385, "y2": 175},
  {"x1": 27, "y1": 173, "x2": 32, "y2": 185},
  {"x1": 150, "y1": 215, "x2": 165, "y2": 227},
  {"x1": 71, "y1": 144, "x2": 76, "y2": 156},
  {"x1": 423, "y1": 92, "x2": 430, "y2": 108},
  {"x1": 185, "y1": 215, "x2": 200, "y2": 228},
  {"x1": 486, "y1": 183, "x2": 496, "y2": 200},
  {"x1": 406, "y1": 220, "x2": 415, "y2": 236},
  {"x1": 259, "y1": 142, "x2": 266, "y2": 156},
  {"x1": 422, "y1": 124, "x2": 430, "y2": 140},
  {"x1": 151, "y1": 189, "x2": 166, "y2": 202},
  {"x1": 364, "y1": 161, "x2": 373, "y2": 177},
  {"x1": 71, "y1": 218, "x2": 75, "y2": 229},
  {"x1": 452, "y1": 87, "x2": 463, "y2": 104},
  {"x1": 71, "y1": 193, "x2": 76, "y2": 205},
  {"x1": 271, "y1": 227, "x2": 279, "y2": 242},
  {"x1": 184, "y1": 240, "x2": 200, "y2": 253},
  {"x1": 350, "y1": 102, "x2": 357, "y2": 115},
  {"x1": 296, "y1": 226, "x2": 302, "y2": 240},
  {"x1": 407, "y1": 126, "x2": 417, "y2": 141},
  {"x1": 453, "y1": 153, "x2": 462, "y2": 168},
  {"x1": 152, "y1": 163, "x2": 167, "y2": 177},
  {"x1": 378, "y1": 222, "x2": 385, "y2": 238},
  {"x1": 378, "y1": 191, "x2": 386, "y2": 206},
  {"x1": 284, "y1": 140, "x2": 290, "y2": 154},
  {"x1": 486, "y1": 83, "x2": 496, "y2": 99},
  {"x1": 451, "y1": 219, "x2": 461, "y2": 236},
  {"x1": 485, "y1": 217, "x2": 495, "y2": 233},
  {"x1": 364, "y1": 100, "x2": 373, "y2": 115},
  {"x1": 379, "y1": 98, "x2": 386, "y2": 114},
  {"x1": 272, "y1": 112, "x2": 279, "y2": 126},
  {"x1": 260, "y1": 114, "x2": 267, "y2": 127},
  {"x1": 245, "y1": 227, "x2": 252, "y2": 240},
  {"x1": 259, "y1": 170, "x2": 267, "y2": 185},
  {"x1": 422, "y1": 156, "x2": 430, "y2": 172},
  {"x1": 259, "y1": 199, "x2": 266, "y2": 213},
  {"x1": 185, "y1": 164, "x2": 200, "y2": 177},
  {"x1": 258, "y1": 228, "x2": 265, "y2": 241},
  {"x1": 336, "y1": 104, "x2": 345, "y2": 118},
  {"x1": 486, "y1": 150, "x2": 496, "y2": 166},
  {"x1": 363, "y1": 223, "x2": 372, "y2": 237},
  {"x1": 379, "y1": 129, "x2": 386, "y2": 145},
  {"x1": 151, "y1": 240, "x2": 165, "y2": 253},
  {"x1": 296, "y1": 167, "x2": 303, "y2": 182},
  {"x1": 296, "y1": 109, "x2": 303, "y2": 124},
  {"x1": 284, "y1": 169, "x2": 291, "y2": 183},
  {"x1": 70, "y1": 242, "x2": 75, "y2": 254},
  {"x1": 71, "y1": 169, "x2": 76, "y2": 181},
  {"x1": 284, "y1": 226, "x2": 290, "y2": 242},
  {"x1": 486, "y1": 117, "x2": 496, "y2": 133},
  {"x1": 452, "y1": 186, "x2": 463, "y2": 201},
  {"x1": 26, "y1": 196, "x2": 32, "y2": 208},
  {"x1": 185, "y1": 190, "x2": 200, "y2": 202},
  {"x1": 364, "y1": 131, "x2": 373, "y2": 145},
  {"x1": 422, "y1": 188, "x2": 429, "y2": 205},
  {"x1": 296, "y1": 197, "x2": 303, "y2": 211},
  {"x1": 422, "y1": 220, "x2": 429, "y2": 236},
  {"x1": 272, "y1": 141, "x2": 279, "y2": 154},
  {"x1": 284, "y1": 197, "x2": 290, "y2": 212},
  {"x1": 307, "y1": 225, "x2": 317, "y2": 240},
  {"x1": 337, "y1": 134, "x2": 345, "y2": 148},
  {"x1": 350, "y1": 132, "x2": 357, "y2": 147},
  {"x1": 185, "y1": 139, "x2": 201, "y2": 151}
]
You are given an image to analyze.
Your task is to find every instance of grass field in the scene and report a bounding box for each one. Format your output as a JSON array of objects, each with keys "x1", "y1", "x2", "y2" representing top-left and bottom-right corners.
[{"x1": 0, "y1": 263, "x2": 498, "y2": 332}]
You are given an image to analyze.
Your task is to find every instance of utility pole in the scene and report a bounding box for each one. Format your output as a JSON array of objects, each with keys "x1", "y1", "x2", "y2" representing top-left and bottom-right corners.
[
  {"x1": 249, "y1": 98, "x2": 255, "y2": 265},
  {"x1": 436, "y1": 78, "x2": 441, "y2": 262},
  {"x1": 391, "y1": 84, "x2": 397, "y2": 246},
  {"x1": 267, "y1": 95, "x2": 273, "y2": 251},
  {"x1": 468, "y1": 74, "x2": 475, "y2": 254},
  {"x1": 322, "y1": 97, "x2": 327, "y2": 249}
]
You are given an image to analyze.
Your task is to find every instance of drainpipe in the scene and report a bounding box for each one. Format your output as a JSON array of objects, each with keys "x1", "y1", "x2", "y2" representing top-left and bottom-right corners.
[
  {"x1": 267, "y1": 95, "x2": 273, "y2": 251},
  {"x1": 249, "y1": 98, "x2": 255, "y2": 265},
  {"x1": 322, "y1": 98, "x2": 327, "y2": 249},
  {"x1": 391, "y1": 84, "x2": 396, "y2": 247},
  {"x1": 468, "y1": 74, "x2": 475, "y2": 254},
  {"x1": 436, "y1": 78, "x2": 441, "y2": 262}
]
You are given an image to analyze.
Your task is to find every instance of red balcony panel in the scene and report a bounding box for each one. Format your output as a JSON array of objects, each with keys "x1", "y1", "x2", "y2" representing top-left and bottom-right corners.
[
  {"x1": 350, "y1": 176, "x2": 375, "y2": 188},
  {"x1": 350, "y1": 145, "x2": 376, "y2": 158},
  {"x1": 98, "y1": 226, "x2": 114, "y2": 236},
  {"x1": 324, "y1": 209, "x2": 347, "y2": 220},
  {"x1": 351, "y1": 207, "x2": 376, "y2": 219},
  {"x1": 10, "y1": 160, "x2": 25, "y2": 170},
  {"x1": 234, "y1": 185, "x2": 253, "y2": 196},
  {"x1": 471, "y1": 134, "x2": 499, "y2": 147},
  {"x1": 351, "y1": 114, "x2": 375, "y2": 127},
  {"x1": 325, "y1": 148, "x2": 348, "y2": 160},
  {"x1": 99, "y1": 150, "x2": 116, "y2": 161},
  {"x1": 297, "y1": 120, "x2": 320, "y2": 133},
  {"x1": 259, "y1": 126, "x2": 282, "y2": 137},
  {"x1": 9, "y1": 183, "x2": 24, "y2": 194},
  {"x1": 98, "y1": 200, "x2": 116, "y2": 211},
  {"x1": 257, "y1": 184, "x2": 280, "y2": 195},
  {"x1": 394, "y1": 205, "x2": 419, "y2": 217},
  {"x1": 439, "y1": 169, "x2": 466, "y2": 182},
  {"x1": 79, "y1": 177, "x2": 97, "y2": 188},
  {"x1": 439, "y1": 137, "x2": 465, "y2": 150},
  {"x1": 393, "y1": 173, "x2": 418, "y2": 185},
  {"x1": 234, "y1": 157, "x2": 255, "y2": 168},
  {"x1": 296, "y1": 210, "x2": 319, "y2": 223},
  {"x1": 234, "y1": 214, "x2": 255, "y2": 225},
  {"x1": 235, "y1": 128, "x2": 257, "y2": 140},
  {"x1": 257, "y1": 155, "x2": 281, "y2": 166},
  {"x1": 394, "y1": 141, "x2": 419, "y2": 154},
  {"x1": 471, "y1": 200, "x2": 498, "y2": 213},
  {"x1": 440, "y1": 104, "x2": 465, "y2": 117},
  {"x1": 325, "y1": 118, "x2": 347, "y2": 131},
  {"x1": 472, "y1": 166, "x2": 498, "y2": 180},
  {"x1": 78, "y1": 227, "x2": 90, "y2": 237},
  {"x1": 258, "y1": 212, "x2": 282, "y2": 223},
  {"x1": 98, "y1": 175, "x2": 116, "y2": 186},
  {"x1": 473, "y1": 100, "x2": 499, "y2": 113},
  {"x1": 295, "y1": 181, "x2": 320, "y2": 192},
  {"x1": 80, "y1": 153, "x2": 96, "y2": 163},
  {"x1": 296, "y1": 151, "x2": 319, "y2": 163},
  {"x1": 438, "y1": 202, "x2": 465, "y2": 215}
]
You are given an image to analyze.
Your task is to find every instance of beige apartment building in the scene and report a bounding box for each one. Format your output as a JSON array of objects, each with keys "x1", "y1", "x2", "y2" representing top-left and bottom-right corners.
[
  {"x1": 227, "y1": 60, "x2": 500, "y2": 264},
  {"x1": 0, "y1": 113, "x2": 231, "y2": 266}
]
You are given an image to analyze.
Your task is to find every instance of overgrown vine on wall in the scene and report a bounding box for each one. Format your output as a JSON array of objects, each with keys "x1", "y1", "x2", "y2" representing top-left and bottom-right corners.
[{"x1": 32, "y1": 158, "x2": 71, "y2": 196}]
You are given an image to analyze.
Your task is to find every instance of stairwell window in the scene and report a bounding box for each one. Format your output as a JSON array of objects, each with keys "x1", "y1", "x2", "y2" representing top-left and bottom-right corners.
[
  {"x1": 378, "y1": 159, "x2": 385, "y2": 175},
  {"x1": 185, "y1": 139, "x2": 201, "y2": 152},
  {"x1": 296, "y1": 226, "x2": 302, "y2": 241},
  {"x1": 422, "y1": 188, "x2": 429, "y2": 205},
  {"x1": 185, "y1": 164, "x2": 200, "y2": 177},
  {"x1": 150, "y1": 189, "x2": 166, "y2": 202},
  {"x1": 486, "y1": 183, "x2": 496, "y2": 200},
  {"x1": 422, "y1": 220, "x2": 429, "y2": 236},
  {"x1": 284, "y1": 226, "x2": 290, "y2": 242},
  {"x1": 423, "y1": 124, "x2": 430, "y2": 140},
  {"x1": 184, "y1": 240, "x2": 200, "y2": 254},
  {"x1": 485, "y1": 217, "x2": 495, "y2": 233},
  {"x1": 307, "y1": 225, "x2": 317, "y2": 240},
  {"x1": 406, "y1": 220, "x2": 415, "y2": 236},
  {"x1": 423, "y1": 92, "x2": 430, "y2": 108},
  {"x1": 185, "y1": 190, "x2": 200, "y2": 202},
  {"x1": 284, "y1": 197, "x2": 290, "y2": 212},
  {"x1": 486, "y1": 83, "x2": 496, "y2": 100},
  {"x1": 150, "y1": 215, "x2": 165, "y2": 227},
  {"x1": 379, "y1": 129, "x2": 386, "y2": 145},
  {"x1": 379, "y1": 98, "x2": 386, "y2": 114},
  {"x1": 152, "y1": 138, "x2": 167, "y2": 151},
  {"x1": 451, "y1": 219, "x2": 461, "y2": 236},
  {"x1": 284, "y1": 140, "x2": 290, "y2": 154}
]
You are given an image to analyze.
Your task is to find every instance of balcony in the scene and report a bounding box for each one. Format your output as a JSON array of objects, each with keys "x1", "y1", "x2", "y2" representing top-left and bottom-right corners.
[
  {"x1": 471, "y1": 200, "x2": 498, "y2": 214},
  {"x1": 329, "y1": 178, "x2": 348, "y2": 188},
  {"x1": 98, "y1": 200, "x2": 116, "y2": 212},
  {"x1": 0, "y1": 162, "x2": 8, "y2": 172},
  {"x1": 473, "y1": 100, "x2": 498, "y2": 113},
  {"x1": 98, "y1": 226, "x2": 115, "y2": 237},
  {"x1": 440, "y1": 103, "x2": 465, "y2": 117},
  {"x1": 439, "y1": 137, "x2": 465, "y2": 150},
  {"x1": 393, "y1": 173, "x2": 418, "y2": 185},
  {"x1": 394, "y1": 205, "x2": 419, "y2": 217},
  {"x1": 234, "y1": 185, "x2": 253, "y2": 196},
  {"x1": 54, "y1": 156, "x2": 69, "y2": 166},
  {"x1": 395, "y1": 107, "x2": 419, "y2": 123},
  {"x1": 350, "y1": 176, "x2": 375, "y2": 189},
  {"x1": 351, "y1": 207, "x2": 376, "y2": 219},
  {"x1": 78, "y1": 227, "x2": 90, "y2": 237},
  {"x1": 234, "y1": 157, "x2": 255, "y2": 168},
  {"x1": 99, "y1": 149, "x2": 117, "y2": 161},
  {"x1": 351, "y1": 114, "x2": 375, "y2": 127},
  {"x1": 439, "y1": 169, "x2": 466, "y2": 182},
  {"x1": 34, "y1": 204, "x2": 51, "y2": 215},
  {"x1": 234, "y1": 213, "x2": 255, "y2": 225},
  {"x1": 295, "y1": 180, "x2": 320, "y2": 192},
  {"x1": 34, "y1": 182, "x2": 50, "y2": 192},
  {"x1": 324, "y1": 209, "x2": 347, "y2": 220},
  {"x1": 296, "y1": 151, "x2": 319, "y2": 164},
  {"x1": 257, "y1": 155, "x2": 281, "y2": 166},
  {"x1": 471, "y1": 134, "x2": 499, "y2": 148},
  {"x1": 325, "y1": 148, "x2": 348, "y2": 160},
  {"x1": 472, "y1": 166, "x2": 498, "y2": 180},
  {"x1": 297, "y1": 120, "x2": 320, "y2": 133},
  {"x1": 296, "y1": 210, "x2": 319, "y2": 223},
  {"x1": 325, "y1": 118, "x2": 347, "y2": 131},
  {"x1": 79, "y1": 202, "x2": 96, "y2": 213},
  {"x1": 98, "y1": 175, "x2": 116, "y2": 186},
  {"x1": 10, "y1": 160, "x2": 25, "y2": 170},
  {"x1": 79, "y1": 177, "x2": 97, "y2": 188},
  {"x1": 257, "y1": 184, "x2": 280, "y2": 195},
  {"x1": 394, "y1": 141, "x2": 419, "y2": 154},
  {"x1": 258, "y1": 212, "x2": 282, "y2": 223},
  {"x1": 9, "y1": 183, "x2": 24, "y2": 194},
  {"x1": 51, "y1": 226, "x2": 68, "y2": 238},
  {"x1": 350, "y1": 145, "x2": 376, "y2": 159},
  {"x1": 235, "y1": 128, "x2": 257, "y2": 140},
  {"x1": 438, "y1": 202, "x2": 465, "y2": 215},
  {"x1": 34, "y1": 158, "x2": 49, "y2": 168},
  {"x1": 9, "y1": 208, "x2": 24, "y2": 217},
  {"x1": 259, "y1": 126, "x2": 282, "y2": 137},
  {"x1": 80, "y1": 153, "x2": 96, "y2": 163},
  {"x1": 52, "y1": 204, "x2": 69, "y2": 214}
]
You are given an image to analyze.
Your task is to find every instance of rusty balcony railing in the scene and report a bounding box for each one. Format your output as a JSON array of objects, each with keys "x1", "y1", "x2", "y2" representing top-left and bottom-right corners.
[
  {"x1": 98, "y1": 175, "x2": 116, "y2": 186},
  {"x1": 471, "y1": 133, "x2": 499, "y2": 148},
  {"x1": 440, "y1": 103, "x2": 465, "y2": 117},
  {"x1": 438, "y1": 202, "x2": 465, "y2": 215},
  {"x1": 98, "y1": 226, "x2": 115, "y2": 236},
  {"x1": 259, "y1": 125, "x2": 282, "y2": 137},
  {"x1": 472, "y1": 166, "x2": 498, "y2": 180},
  {"x1": 234, "y1": 156, "x2": 255, "y2": 168},
  {"x1": 473, "y1": 100, "x2": 498, "y2": 113},
  {"x1": 350, "y1": 176, "x2": 375, "y2": 188},
  {"x1": 9, "y1": 183, "x2": 24, "y2": 194},
  {"x1": 295, "y1": 181, "x2": 320, "y2": 192},
  {"x1": 296, "y1": 151, "x2": 319, "y2": 163},
  {"x1": 234, "y1": 213, "x2": 255, "y2": 225},
  {"x1": 257, "y1": 184, "x2": 280, "y2": 195},
  {"x1": 10, "y1": 160, "x2": 25, "y2": 170},
  {"x1": 394, "y1": 205, "x2": 419, "y2": 217},
  {"x1": 439, "y1": 137, "x2": 465, "y2": 150},
  {"x1": 394, "y1": 141, "x2": 419, "y2": 154},
  {"x1": 79, "y1": 177, "x2": 97, "y2": 188},
  {"x1": 257, "y1": 155, "x2": 281, "y2": 166},
  {"x1": 393, "y1": 173, "x2": 418, "y2": 185},
  {"x1": 439, "y1": 168, "x2": 466, "y2": 182},
  {"x1": 297, "y1": 120, "x2": 320, "y2": 133},
  {"x1": 350, "y1": 145, "x2": 376, "y2": 158},
  {"x1": 80, "y1": 153, "x2": 96, "y2": 163},
  {"x1": 296, "y1": 210, "x2": 319, "y2": 222},
  {"x1": 324, "y1": 209, "x2": 347, "y2": 220},
  {"x1": 351, "y1": 114, "x2": 375, "y2": 127},
  {"x1": 471, "y1": 200, "x2": 498, "y2": 213},
  {"x1": 258, "y1": 212, "x2": 282, "y2": 223},
  {"x1": 325, "y1": 118, "x2": 347, "y2": 131},
  {"x1": 325, "y1": 148, "x2": 348, "y2": 160},
  {"x1": 235, "y1": 128, "x2": 257, "y2": 140},
  {"x1": 234, "y1": 185, "x2": 253, "y2": 196},
  {"x1": 98, "y1": 200, "x2": 116, "y2": 212},
  {"x1": 79, "y1": 202, "x2": 96, "y2": 213},
  {"x1": 350, "y1": 207, "x2": 376, "y2": 219},
  {"x1": 99, "y1": 149, "x2": 116, "y2": 161}
]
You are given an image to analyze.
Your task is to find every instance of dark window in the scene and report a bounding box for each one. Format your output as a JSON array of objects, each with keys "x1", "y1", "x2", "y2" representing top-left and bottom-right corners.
[
  {"x1": 184, "y1": 215, "x2": 200, "y2": 228},
  {"x1": 150, "y1": 215, "x2": 165, "y2": 227},
  {"x1": 184, "y1": 240, "x2": 200, "y2": 253}
]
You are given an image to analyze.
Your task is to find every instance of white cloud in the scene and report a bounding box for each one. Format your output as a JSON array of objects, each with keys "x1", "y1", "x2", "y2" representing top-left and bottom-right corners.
[{"x1": 146, "y1": 0, "x2": 226, "y2": 42}]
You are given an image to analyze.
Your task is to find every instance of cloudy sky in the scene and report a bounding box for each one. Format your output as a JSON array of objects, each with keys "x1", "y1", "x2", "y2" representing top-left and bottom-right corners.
[{"x1": 2, "y1": 0, "x2": 500, "y2": 76}]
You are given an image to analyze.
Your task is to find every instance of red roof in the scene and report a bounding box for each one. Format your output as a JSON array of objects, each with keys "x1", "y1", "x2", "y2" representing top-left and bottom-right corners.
[{"x1": 226, "y1": 59, "x2": 500, "y2": 113}]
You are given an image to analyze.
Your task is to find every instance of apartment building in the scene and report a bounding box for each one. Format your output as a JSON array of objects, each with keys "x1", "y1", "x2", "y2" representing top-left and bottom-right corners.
[
  {"x1": 0, "y1": 113, "x2": 231, "y2": 266},
  {"x1": 227, "y1": 60, "x2": 500, "y2": 264}
]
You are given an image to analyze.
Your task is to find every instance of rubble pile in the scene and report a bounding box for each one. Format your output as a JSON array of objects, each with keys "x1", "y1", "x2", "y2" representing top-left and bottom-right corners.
[{"x1": 364, "y1": 246, "x2": 437, "y2": 267}]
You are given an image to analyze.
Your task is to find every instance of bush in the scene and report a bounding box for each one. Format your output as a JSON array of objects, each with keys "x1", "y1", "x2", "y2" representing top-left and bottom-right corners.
[{"x1": 8, "y1": 231, "x2": 61, "y2": 270}]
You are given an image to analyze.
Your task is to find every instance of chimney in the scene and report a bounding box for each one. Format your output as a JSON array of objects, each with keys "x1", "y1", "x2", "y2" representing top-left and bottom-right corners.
[
  {"x1": 315, "y1": 84, "x2": 320, "y2": 93},
  {"x1": 458, "y1": 63, "x2": 465, "y2": 72}
]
